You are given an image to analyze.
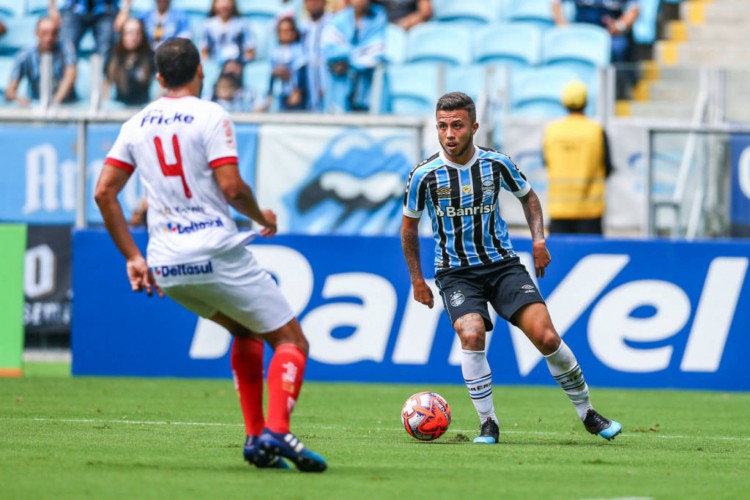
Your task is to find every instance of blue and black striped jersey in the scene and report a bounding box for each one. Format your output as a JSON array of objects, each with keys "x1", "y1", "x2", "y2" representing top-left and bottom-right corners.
[{"x1": 403, "y1": 146, "x2": 531, "y2": 271}]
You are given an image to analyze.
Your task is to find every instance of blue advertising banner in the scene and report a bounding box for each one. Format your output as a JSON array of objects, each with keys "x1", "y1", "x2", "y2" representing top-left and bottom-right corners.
[
  {"x1": 72, "y1": 231, "x2": 750, "y2": 391},
  {"x1": 0, "y1": 123, "x2": 259, "y2": 224},
  {"x1": 0, "y1": 124, "x2": 78, "y2": 224},
  {"x1": 730, "y1": 133, "x2": 750, "y2": 235}
]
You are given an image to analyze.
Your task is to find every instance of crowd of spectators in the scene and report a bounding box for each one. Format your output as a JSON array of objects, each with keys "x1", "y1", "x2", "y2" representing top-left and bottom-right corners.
[{"x1": 2, "y1": 0, "x2": 639, "y2": 112}]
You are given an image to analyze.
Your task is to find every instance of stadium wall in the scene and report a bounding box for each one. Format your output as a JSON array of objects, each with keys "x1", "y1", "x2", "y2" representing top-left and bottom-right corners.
[{"x1": 72, "y1": 230, "x2": 750, "y2": 391}]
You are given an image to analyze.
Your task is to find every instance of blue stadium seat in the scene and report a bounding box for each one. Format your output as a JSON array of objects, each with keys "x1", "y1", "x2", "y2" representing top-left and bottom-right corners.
[
  {"x1": 0, "y1": 54, "x2": 15, "y2": 97},
  {"x1": 507, "y1": 0, "x2": 555, "y2": 29},
  {"x1": 248, "y1": 18, "x2": 273, "y2": 61},
  {"x1": 24, "y1": 0, "x2": 48, "y2": 16},
  {"x1": 473, "y1": 23, "x2": 542, "y2": 68},
  {"x1": 633, "y1": 0, "x2": 661, "y2": 44},
  {"x1": 445, "y1": 64, "x2": 487, "y2": 104},
  {"x1": 431, "y1": 0, "x2": 498, "y2": 26},
  {"x1": 0, "y1": 16, "x2": 39, "y2": 55},
  {"x1": 384, "y1": 24, "x2": 407, "y2": 65},
  {"x1": 237, "y1": 0, "x2": 284, "y2": 21},
  {"x1": 201, "y1": 58, "x2": 220, "y2": 99},
  {"x1": 130, "y1": 0, "x2": 155, "y2": 16},
  {"x1": 0, "y1": 0, "x2": 24, "y2": 18},
  {"x1": 242, "y1": 59, "x2": 271, "y2": 109},
  {"x1": 541, "y1": 24, "x2": 610, "y2": 82},
  {"x1": 78, "y1": 30, "x2": 96, "y2": 56},
  {"x1": 74, "y1": 57, "x2": 91, "y2": 102},
  {"x1": 188, "y1": 13, "x2": 206, "y2": 46},
  {"x1": 387, "y1": 62, "x2": 441, "y2": 116},
  {"x1": 406, "y1": 22, "x2": 473, "y2": 65},
  {"x1": 172, "y1": 0, "x2": 212, "y2": 16},
  {"x1": 510, "y1": 66, "x2": 580, "y2": 117}
]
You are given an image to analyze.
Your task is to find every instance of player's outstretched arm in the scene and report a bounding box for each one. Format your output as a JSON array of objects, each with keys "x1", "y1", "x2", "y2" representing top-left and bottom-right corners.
[
  {"x1": 95, "y1": 165, "x2": 163, "y2": 297},
  {"x1": 401, "y1": 215, "x2": 434, "y2": 308},
  {"x1": 519, "y1": 188, "x2": 551, "y2": 278},
  {"x1": 213, "y1": 163, "x2": 277, "y2": 237}
]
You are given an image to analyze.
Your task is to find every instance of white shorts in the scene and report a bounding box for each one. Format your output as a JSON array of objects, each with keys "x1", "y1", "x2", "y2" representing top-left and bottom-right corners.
[{"x1": 154, "y1": 246, "x2": 294, "y2": 334}]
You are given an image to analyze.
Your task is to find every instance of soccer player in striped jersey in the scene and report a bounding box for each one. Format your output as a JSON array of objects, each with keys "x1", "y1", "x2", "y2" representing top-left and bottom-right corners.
[
  {"x1": 94, "y1": 38, "x2": 326, "y2": 472},
  {"x1": 401, "y1": 92, "x2": 621, "y2": 444}
]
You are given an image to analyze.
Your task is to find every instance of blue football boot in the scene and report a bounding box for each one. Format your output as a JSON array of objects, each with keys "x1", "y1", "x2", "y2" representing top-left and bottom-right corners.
[
  {"x1": 255, "y1": 429, "x2": 327, "y2": 472},
  {"x1": 243, "y1": 435, "x2": 290, "y2": 469},
  {"x1": 473, "y1": 417, "x2": 500, "y2": 444},
  {"x1": 583, "y1": 409, "x2": 622, "y2": 441}
]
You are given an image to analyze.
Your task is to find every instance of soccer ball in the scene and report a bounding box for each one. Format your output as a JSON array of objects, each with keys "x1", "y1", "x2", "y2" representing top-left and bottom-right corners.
[{"x1": 401, "y1": 391, "x2": 451, "y2": 441}]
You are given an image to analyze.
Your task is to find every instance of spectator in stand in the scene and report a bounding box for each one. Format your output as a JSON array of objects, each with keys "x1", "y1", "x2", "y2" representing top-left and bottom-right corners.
[
  {"x1": 371, "y1": 0, "x2": 431, "y2": 30},
  {"x1": 118, "y1": 0, "x2": 192, "y2": 50},
  {"x1": 543, "y1": 81, "x2": 612, "y2": 235},
  {"x1": 262, "y1": 16, "x2": 307, "y2": 112},
  {"x1": 552, "y1": 0, "x2": 640, "y2": 65},
  {"x1": 48, "y1": 0, "x2": 127, "y2": 62},
  {"x1": 5, "y1": 18, "x2": 77, "y2": 106},
  {"x1": 0, "y1": 18, "x2": 7, "y2": 37},
  {"x1": 201, "y1": 0, "x2": 255, "y2": 67},
  {"x1": 104, "y1": 18, "x2": 155, "y2": 106},
  {"x1": 212, "y1": 71, "x2": 248, "y2": 112},
  {"x1": 299, "y1": 0, "x2": 331, "y2": 111},
  {"x1": 322, "y1": 0, "x2": 386, "y2": 112}
]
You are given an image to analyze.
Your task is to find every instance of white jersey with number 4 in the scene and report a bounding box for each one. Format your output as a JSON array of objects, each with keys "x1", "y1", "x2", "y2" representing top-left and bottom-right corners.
[{"x1": 105, "y1": 96, "x2": 254, "y2": 267}]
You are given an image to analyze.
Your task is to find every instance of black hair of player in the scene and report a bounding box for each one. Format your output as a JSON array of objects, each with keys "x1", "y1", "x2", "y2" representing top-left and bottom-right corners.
[
  {"x1": 436, "y1": 92, "x2": 477, "y2": 124},
  {"x1": 155, "y1": 38, "x2": 200, "y2": 89}
]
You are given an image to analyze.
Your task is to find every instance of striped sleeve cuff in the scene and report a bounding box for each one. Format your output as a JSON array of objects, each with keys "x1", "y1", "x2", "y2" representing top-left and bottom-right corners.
[
  {"x1": 209, "y1": 156, "x2": 238, "y2": 169},
  {"x1": 512, "y1": 183, "x2": 531, "y2": 198},
  {"x1": 403, "y1": 207, "x2": 422, "y2": 218},
  {"x1": 104, "y1": 157, "x2": 135, "y2": 173}
]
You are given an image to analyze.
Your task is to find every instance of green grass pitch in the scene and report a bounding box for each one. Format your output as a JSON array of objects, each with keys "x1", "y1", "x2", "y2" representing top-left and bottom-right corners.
[{"x1": 2, "y1": 363, "x2": 749, "y2": 499}]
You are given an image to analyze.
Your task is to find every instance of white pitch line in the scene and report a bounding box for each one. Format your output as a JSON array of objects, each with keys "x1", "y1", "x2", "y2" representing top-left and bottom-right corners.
[{"x1": 13, "y1": 418, "x2": 750, "y2": 442}]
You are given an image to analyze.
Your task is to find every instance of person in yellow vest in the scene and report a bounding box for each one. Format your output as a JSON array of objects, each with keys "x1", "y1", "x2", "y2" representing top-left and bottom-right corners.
[{"x1": 543, "y1": 81, "x2": 613, "y2": 235}]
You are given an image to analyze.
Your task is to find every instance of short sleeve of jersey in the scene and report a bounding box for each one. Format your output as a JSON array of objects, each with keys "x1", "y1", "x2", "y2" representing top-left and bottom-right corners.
[
  {"x1": 497, "y1": 155, "x2": 531, "y2": 198},
  {"x1": 402, "y1": 166, "x2": 429, "y2": 218},
  {"x1": 205, "y1": 106, "x2": 239, "y2": 169},
  {"x1": 104, "y1": 122, "x2": 136, "y2": 173}
]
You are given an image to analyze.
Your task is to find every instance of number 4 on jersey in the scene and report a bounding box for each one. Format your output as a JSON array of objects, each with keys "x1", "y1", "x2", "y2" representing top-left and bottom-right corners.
[{"x1": 154, "y1": 135, "x2": 192, "y2": 198}]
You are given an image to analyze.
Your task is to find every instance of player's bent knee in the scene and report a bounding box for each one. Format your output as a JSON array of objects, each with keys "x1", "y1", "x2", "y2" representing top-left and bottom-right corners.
[
  {"x1": 459, "y1": 330, "x2": 486, "y2": 351},
  {"x1": 265, "y1": 318, "x2": 309, "y2": 355}
]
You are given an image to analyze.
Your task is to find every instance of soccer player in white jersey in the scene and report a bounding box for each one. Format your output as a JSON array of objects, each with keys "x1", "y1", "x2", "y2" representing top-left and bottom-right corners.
[
  {"x1": 94, "y1": 38, "x2": 326, "y2": 472},
  {"x1": 401, "y1": 92, "x2": 622, "y2": 444}
]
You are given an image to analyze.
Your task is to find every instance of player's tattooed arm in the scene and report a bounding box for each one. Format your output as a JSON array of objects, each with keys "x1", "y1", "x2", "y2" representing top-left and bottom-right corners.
[
  {"x1": 519, "y1": 188, "x2": 551, "y2": 278},
  {"x1": 401, "y1": 215, "x2": 434, "y2": 308}
]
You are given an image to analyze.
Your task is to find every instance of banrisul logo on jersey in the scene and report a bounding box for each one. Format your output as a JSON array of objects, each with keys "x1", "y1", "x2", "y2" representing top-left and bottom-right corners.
[
  {"x1": 283, "y1": 130, "x2": 416, "y2": 235},
  {"x1": 158, "y1": 218, "x2": 224, "y2": 234}
]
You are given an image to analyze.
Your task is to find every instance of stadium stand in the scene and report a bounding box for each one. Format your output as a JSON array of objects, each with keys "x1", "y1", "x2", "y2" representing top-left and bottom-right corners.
[
  {"x1": 473, "y1": 23, "x2": 543, "y2": 68},
  {"x1": 386, "y1": 62, "x2": 441, "y2": 116},
  {"x1": 506, "y1": 0, "x2": 555, "y2": 29},
  {"x1": 242, "y1": 58, "x2": 271, "y2": 107},
  {"x1": 445, "y1": 63, "x2": 487, "y2": 104},
  {"x1": 0, "y1": 0, "x2": 25, "y2": 18},
  {"x1": 541, "y1": 24, "x2": 611, "y2": 84},
  {"x1": 405, "y1": 22, "x2": 473, "y2": 65},
  {"x1": 25, "y1": 0, "x2": 48, "y2": 17},
  {"x1": 0, "y1": 16, "x2": 38, "y2": 55},
  {"x1": 172, "y1": 0, "x2": 212, "y2": 16},
  {"x1": 430, "y1": 0, "x2": 498, "y2": 26},
  {"x1": 238, "y1": 0, "x2": 284, "y2": 21},
  {"x1": 509, "y1": 66, "x2": 580, "y2": 117},
  {"x1": 384, "y1": 23, "x2": 407, "y2": 65}
]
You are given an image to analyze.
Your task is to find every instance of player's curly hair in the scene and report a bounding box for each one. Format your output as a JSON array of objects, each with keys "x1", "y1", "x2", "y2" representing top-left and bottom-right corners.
[
  {"x1": 155, "y1": 38, "x2": 200, "y2": 89},
  {"x1": 436, "y1": 92, "x2": 477, "y2": 123}
]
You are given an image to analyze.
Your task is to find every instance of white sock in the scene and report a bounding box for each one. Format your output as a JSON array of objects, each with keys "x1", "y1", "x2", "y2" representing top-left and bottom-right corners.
[
  {"x1": 545, "y1": 341, "x2": 592, "y2": 420},
  {"x1": 461, "y1": 349, "x2": 498, "y2": 425}
]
